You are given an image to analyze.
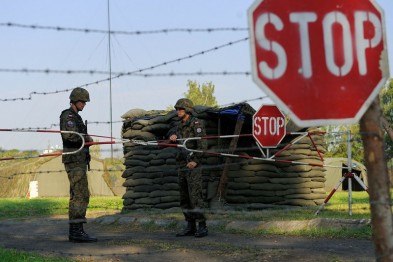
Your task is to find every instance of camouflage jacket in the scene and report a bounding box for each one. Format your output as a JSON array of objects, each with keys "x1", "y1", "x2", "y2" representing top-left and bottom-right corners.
[
  {"x1": 174, "y1": 116, "x2": 207, "y2": 165},
  {"x1": 60, "y1": 108, "x2": 88, "y2": 164}
]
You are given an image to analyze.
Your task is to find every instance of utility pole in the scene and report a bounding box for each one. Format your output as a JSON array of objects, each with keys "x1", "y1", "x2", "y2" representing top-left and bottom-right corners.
[{"x1": 107, "y1": 0, "x2": 113, "y2": 161}]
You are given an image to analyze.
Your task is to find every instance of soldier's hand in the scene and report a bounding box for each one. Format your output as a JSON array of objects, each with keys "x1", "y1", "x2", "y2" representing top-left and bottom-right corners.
[
  {"x1": 169, "y1": 134, "x2": 177, "y2": 142},
  {"x1": 187, "y1": 161, "x2": 197, "y2": 169}
]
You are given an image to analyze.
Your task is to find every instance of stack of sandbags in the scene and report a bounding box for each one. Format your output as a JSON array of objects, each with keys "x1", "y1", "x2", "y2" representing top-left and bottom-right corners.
[
  {"x1": 121, "y1": 106, "x2": 327, "y2": 210},
  {"x1": 121, "y1": 108, "x2": 222, "y2": 210},
  {"x1": 122, "y1": 144, "x2": 180, "y2": 210},
  {"x1": 225, "y1": 129, "x2": 326, "y2": 206}
]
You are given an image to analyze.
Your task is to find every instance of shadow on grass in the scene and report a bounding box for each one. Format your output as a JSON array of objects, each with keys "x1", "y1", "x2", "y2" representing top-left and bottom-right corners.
[{"x1": 0, "y1": 198, "x2": 68, "y2": 220}]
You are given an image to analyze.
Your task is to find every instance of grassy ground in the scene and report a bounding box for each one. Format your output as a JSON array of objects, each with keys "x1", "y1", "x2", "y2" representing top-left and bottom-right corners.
[
  {"x1": 0, "y1": 192, "x2": 372, "y2": 221},
  {"x1": 0, "y1": 192, "x2": 378, "y2": 260},
  {"x1": 0, "y1": 247, "x2": 72, "y2": 262}
]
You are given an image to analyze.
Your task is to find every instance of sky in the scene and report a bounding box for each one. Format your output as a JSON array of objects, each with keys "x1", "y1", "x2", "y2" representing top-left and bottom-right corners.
[{"x1": 0, "y1": 0, "x2": 392, "y2": 155}]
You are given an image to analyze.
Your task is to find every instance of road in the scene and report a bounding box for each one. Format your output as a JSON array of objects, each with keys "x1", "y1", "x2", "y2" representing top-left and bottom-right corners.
[{"x1": 0, "y1": 215, "x2": 375, "y2": 261}]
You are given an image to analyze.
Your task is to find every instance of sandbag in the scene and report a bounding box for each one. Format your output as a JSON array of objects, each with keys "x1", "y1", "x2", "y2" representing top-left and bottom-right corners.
[
  {"x1": 142, "y1": 123, "x2": 171, "y2": 133},
  {"x1": 161, "y1": 183, "x2": 179, "y2": 191},
  {"x1": 250, "y1": 183, "x2": 288, "y2": 191},
  {"x1": 268, "y1": 177, "x2": 311, "y2": 185},
  {"x1": 122, "y1": 129, "x2": 156, "y2": 141},
  {"x1": 233, "y1": 177, "x2": 269, "y2": 184},
  {"x1": 133, "y1": 184, "x2": 161, "y2": 192},
  {"x1": 277, "y1": 199, "x2": 317, "y2": 206},
  {"x1": 284, "y1": 193, "x2": 326, "y2": 200},
  {"x1": 135, "y1": 197, "x2": 161, "y2": 205},
  {"x1": 123, "y1": 192, "x2": 150, "y2": 199},
  {"x1": 279, "y1": 165, "x2": 312, "y2": 173},
  {"x1": 154, "y1": 176, "x2": 179, "y2": 184},
  {"x1": 155, "y1": 202, "x2": 179, "y2": 209},
  {"x1": 227, "y1": 170, "x2": 256, "y2": 178},
  {"x1": 123, "y1": 198, "x2": 135, "y2": 206},
  {"x1": 150, "y1": 190, "x2": 179, "y2": 198},
  {"x1": 150, "y1": 159, "x2": 166, "y2": 166},
  {"x1": 123, "y1": 178, "x2": 153, "y2": 187},
  {"x1": 121, "y1": 108, "x2": 147, "y2": 119},
  {"x1": 123, "y1": 204, "x2": 151, "y2": 210},
  {"x1": 123, "y1": 159, "x2": 149, "y2": 167},
  {"x1": 226, "y1": 189, "x2": 276, "y2": 197},
  {"x1": 160, "y1": 196, "x2": 179, "y2": 203},
  {"x1": 227, "y1": 182, "x2": 250, "y2": 190},
  {"x1": 132, "y1": 172, "x2": 163, "y2": 180},
  {"x1": 275, "y1": 188, "x2": 312, "y2": 196},
  {"x1": 122, "y1": 166, "x2": 147, "y2": 178},
  {"x1": 241, "y1": 164, "x2": 279, "y2": 172}
]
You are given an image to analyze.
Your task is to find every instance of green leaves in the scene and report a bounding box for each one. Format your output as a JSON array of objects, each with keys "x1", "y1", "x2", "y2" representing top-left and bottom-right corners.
[{"x1": 184, "y1": 80, "x2": 218, "y2": 107}]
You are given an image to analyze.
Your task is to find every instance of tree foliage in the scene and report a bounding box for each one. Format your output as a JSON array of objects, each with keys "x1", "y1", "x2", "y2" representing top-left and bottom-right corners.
[
  {"x1": 380, "y1": 78, "x2": 393, "y2": 161},
  {"x1": 323, "y1": 125, "x2": 364, "y2": 163},
  {"x1": 184, "y1": 80, "x2": 218, "y2": 107}
]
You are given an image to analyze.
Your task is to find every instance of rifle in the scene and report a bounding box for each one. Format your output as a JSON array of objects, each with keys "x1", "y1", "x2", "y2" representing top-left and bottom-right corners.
[{"x1": 85, "y1": 120, "x2": 91, "y2": 171}]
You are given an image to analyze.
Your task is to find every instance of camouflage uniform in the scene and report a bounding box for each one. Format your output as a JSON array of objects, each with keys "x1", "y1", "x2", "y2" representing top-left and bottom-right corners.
[
  {"x1": 60, "y1": 89, "x2": 90, "y2": 224},
  {"x1": 173, "y1": 103, "x2": 207, "y2": 223}
]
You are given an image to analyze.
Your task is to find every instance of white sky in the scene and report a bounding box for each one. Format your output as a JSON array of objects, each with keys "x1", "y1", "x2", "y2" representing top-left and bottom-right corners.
[{"x1": 0, "y1": 0, "x2": 392, "y2": 154}]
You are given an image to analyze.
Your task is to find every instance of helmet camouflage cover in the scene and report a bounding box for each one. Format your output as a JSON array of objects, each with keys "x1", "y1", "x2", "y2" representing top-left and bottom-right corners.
[
  {"x1": 174, "y1": 98, "x2": 194, "y2": 113},
  {"x1": 69, "y1": 87, "x2": 90, "y2": 102}
]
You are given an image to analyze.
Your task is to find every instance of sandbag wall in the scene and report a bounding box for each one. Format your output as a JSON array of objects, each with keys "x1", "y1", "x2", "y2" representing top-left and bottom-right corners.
[
  {"x1": 121, "y1": 108, "x2": 222, "y2": 211},
  {"x1": 225, "y1": 130, "x2": 327, "y2": 206},
  {"x1": 121, "y1": 107, "x2": 327, "y2": 210}
]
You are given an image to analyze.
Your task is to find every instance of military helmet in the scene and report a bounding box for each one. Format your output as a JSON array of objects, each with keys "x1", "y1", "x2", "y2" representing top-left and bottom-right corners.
[
  {"x1": 174, "y1": 98, "x2": 194, "y2": 113},
  {"x1": 70, "y1": 87, "x2": 90, "y2": 102}
]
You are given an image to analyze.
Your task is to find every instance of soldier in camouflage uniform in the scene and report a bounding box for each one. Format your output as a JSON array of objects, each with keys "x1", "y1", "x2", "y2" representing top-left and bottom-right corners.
[
  {"x1": 169, "y1": 98, "x2": 208, "y2": 238},
  {"x1": 60, "y1": 87, "x2": 97, "y2": 243}
]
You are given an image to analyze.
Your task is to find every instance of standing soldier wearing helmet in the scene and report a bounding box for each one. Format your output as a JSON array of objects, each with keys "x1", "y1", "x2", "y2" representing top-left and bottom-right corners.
[
  {"x1": 170, "y1": 98, "x2": 208, "y2": 238},
  {"x1": 60, "y1": 87, "x2": 97, "y2": 243}
]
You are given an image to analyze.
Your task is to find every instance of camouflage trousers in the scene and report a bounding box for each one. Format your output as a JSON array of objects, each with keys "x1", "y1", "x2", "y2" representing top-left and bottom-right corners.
[
  {"x1": 178, "y1": 164, "x2": 206, "y2": 222},
  {"x1": 64, "y1": 162, "x2": 90, "y2": 224}
]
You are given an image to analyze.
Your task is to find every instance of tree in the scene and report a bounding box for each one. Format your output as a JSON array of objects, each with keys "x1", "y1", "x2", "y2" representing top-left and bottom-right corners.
[
  {"x1": 323, "y1": 124, "x2": 364, "y2": 163},
  {"x1": 184, "y1": 80, "x2": 218, "y2": 107}
]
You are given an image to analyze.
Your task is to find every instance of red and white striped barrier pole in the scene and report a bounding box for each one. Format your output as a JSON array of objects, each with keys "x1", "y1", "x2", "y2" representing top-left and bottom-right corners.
[
  {"x1": 315, "y1": 172, "x2": 369, "y2": 215},
  {"x1": 0, "y1": 129, "x2": 86, "y2": 161}
]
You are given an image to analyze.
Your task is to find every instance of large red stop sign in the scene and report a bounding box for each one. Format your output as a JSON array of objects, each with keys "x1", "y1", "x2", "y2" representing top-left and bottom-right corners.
[
  {"x1": 253, "y1": 105, "x2": 286, "y2": 148},
  {"x1": 248, "y1": 0, "x2": 389, "y2": 127}
]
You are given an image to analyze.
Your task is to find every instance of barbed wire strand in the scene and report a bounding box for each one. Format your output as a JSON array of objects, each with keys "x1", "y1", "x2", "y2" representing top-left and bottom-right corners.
[
  {"x1": 0, "y1": 68, "x2": 251, "y2": 77},
  {"x1": 0, "y1": 37, "x2": 249, "y2": 102},
  {"x1": 0, "y1": 22, "x2": 248, "y2": 35}
]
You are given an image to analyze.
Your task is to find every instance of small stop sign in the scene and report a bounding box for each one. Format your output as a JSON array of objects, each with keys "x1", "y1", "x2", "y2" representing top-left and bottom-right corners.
[
  {"x1": 253, "y1": 105, "x2": 286, "y2": 148},
  {"x1": 248, "y1": 0, "x2": 389, "y2": 127}
]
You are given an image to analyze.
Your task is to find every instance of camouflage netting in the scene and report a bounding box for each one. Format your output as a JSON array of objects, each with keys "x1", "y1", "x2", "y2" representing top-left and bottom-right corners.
[{"x1": 121, "y1": 104, "x2": 327, "y2": 211}]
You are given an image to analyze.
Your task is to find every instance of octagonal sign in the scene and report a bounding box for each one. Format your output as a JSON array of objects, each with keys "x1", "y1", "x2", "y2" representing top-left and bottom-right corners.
[
  {"x1": 253, "y1": 104, "x2": 286, "y2": 148},
  {"x1": 248, "y1": 0, "x2": 389, "y2": 127}
]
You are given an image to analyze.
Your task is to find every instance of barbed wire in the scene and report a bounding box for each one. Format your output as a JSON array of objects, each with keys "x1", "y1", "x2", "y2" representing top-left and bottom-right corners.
[
  {"x1": 0, "y1": 168, "x2": 125, "y2": 180},
  {"x1": 13, "y1": 120, "x2": 124, "y2": 130},
  {"x1": 0, "y1": 37, "x2": 249, "y2": 102},
  {"x1": 0, "y1": 68, "x2": 251, "y2": 77},
  {"x1": 0, "y1": 22, "x2": 248, "y2": 35}
]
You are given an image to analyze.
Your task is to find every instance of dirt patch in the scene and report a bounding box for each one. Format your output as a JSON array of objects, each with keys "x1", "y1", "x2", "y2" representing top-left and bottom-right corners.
[{"x1": 0, "y1": 216, "x2": 374, "y2": 261}]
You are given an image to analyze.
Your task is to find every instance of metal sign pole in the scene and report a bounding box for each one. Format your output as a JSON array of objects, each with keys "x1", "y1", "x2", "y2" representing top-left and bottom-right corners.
[{"x1": 347, "y1": 129, "x2": 353, "y2": 216}]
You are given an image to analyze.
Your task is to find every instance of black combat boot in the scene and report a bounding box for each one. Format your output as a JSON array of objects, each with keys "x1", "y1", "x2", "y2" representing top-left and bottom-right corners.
[
  {"x1": 194, "y1": 221, "x2": 208, "y2": 238},
  {"x1": 69, "y1": 223, "x2": 97, "y2": 243},
  {"x1": 176, "y1": 221, "x2": 196, "y2": 237}
]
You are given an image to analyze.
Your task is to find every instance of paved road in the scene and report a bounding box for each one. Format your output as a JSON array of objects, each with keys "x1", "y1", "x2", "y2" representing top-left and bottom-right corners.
[{"x1": 0, "y1": 216, "x2": 375, "y2": 261}]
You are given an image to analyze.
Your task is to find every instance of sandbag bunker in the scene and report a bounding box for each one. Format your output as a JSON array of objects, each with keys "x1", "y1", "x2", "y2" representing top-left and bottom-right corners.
[{"x1": 121, "y1": 104, "x2": 327, "y2": 210}]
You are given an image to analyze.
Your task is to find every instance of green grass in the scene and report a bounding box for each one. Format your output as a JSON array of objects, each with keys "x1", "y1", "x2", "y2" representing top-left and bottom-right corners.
[
  {"x1": 0, "y1": 192, "x2": 375, "y2": 221},
  {"x1": 0, "y1": 197, "x2": 122, "y2": 220},
  {"x1": 0, "y1": 247, "x2": 72, "y2": 262}
]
